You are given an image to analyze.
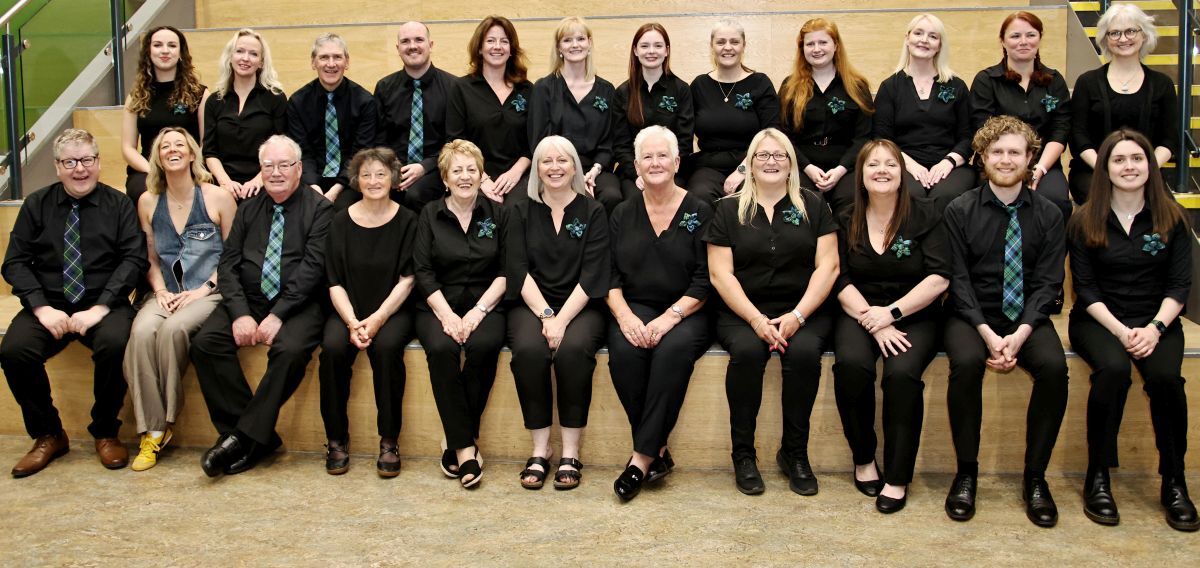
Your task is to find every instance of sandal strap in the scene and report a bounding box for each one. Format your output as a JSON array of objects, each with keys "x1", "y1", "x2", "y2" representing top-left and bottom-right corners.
[
  {"x1": 558, "y1": 457, "x2": 583, "y2": 470},
  {"x1": 459, "y1": 459, "x2": 482, "y2": 478},
  {"x1": 524, "y1": 456, "x2": 550, "y2": 469}
]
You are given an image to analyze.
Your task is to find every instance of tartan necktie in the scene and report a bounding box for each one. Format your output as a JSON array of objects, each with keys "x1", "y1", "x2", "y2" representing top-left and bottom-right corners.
[
  {"x1": 323, "y1": 91, "x2": 340, "y2": 178},
  {"x1": 62, "y1": 200, "x2": 85, "y2": 304},
  {"x1": 998, "y1": 200, "x2": 1024, "y2": 321},
  {"x1": 407, "y1": 78, "x2": 423, "y2": 164},
  {"x1": 261, "y1": 204, "x2": 285, "y2": 300}
]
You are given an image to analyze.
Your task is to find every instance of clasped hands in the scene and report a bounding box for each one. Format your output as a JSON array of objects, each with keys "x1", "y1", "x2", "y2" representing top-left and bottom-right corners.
[
  {"x1": 980, "y1": 324, "x2": 1033, "y2": 371},
  {"x1": 857, "y1": 305, "x2": 910, "y2": 357},
  {"x1": 437, "y1": 309, "x2": 485, "y2": 345},
  {"x1": 617, "y1": 311, "x2": 680, "y2": 349},
  {"x1": 752, "y1": 311, "x2": 802, "y2": 353},
  {"x1": 1119, "y1": 324, "x2": 1161, "y2": 360},
  {"x1": 33, "y1": 304, "x2": 110, "y2": 339}
]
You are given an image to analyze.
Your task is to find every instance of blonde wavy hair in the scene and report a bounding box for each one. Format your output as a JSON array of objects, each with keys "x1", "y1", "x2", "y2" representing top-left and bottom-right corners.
[
  {"x1": 214, "y1": 29, "x2": 284, "y2": 98},
  {"x1": 894, "y1": 13, "x2": 956, "y2": 83},
  {"x1": 549, "y1": 17, "x2": 596, "y2": 80},
  {"x1": 145, "y1": 127, "x2": 213, "y2": 195}
]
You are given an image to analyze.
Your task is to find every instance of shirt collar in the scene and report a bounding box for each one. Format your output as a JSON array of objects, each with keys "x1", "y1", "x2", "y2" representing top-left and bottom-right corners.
[
  {"x1": 54, "y1": 183, "x2": 98, "y2": 207},
  {"x1": 401, "y1": 65, "x2": 437, "y2": 87},
  {"x1": 435, "y1": 195, "x2": 488, "y2": 220},
  {"x1": 980, "y1": 182, "x2": 1033, "y2": 209}
]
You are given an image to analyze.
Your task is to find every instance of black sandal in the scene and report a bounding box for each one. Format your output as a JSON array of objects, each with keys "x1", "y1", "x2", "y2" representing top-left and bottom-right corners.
[
  {"x1": 554, "y1": 457, "x2": 584, "y2": 490},
  {"x1": 440, "y1": 449, "x2": 460, "y2": 478},
  {"x1": 460, "y1": 450, "x2": 483, "y2": 489},
  {"x1": 520, "y1": 455, "x2": 551, "y2": 490}
]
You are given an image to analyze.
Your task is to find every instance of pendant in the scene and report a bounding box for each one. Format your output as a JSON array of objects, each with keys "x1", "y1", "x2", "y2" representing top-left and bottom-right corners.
[{"x1": 723, "y1": 96, "x2": 729, "y2": 103}]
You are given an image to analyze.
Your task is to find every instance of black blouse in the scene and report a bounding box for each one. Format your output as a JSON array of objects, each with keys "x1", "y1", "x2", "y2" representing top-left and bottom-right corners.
[
  {"x1": 1070, "y1": 64, "x2": 1179, "y2": 160},
  {"x1": 203, "y1": 85, "x2": 288, "y2": 183},
  {"x1": 326, "y1": 206, "x2": 418, "y2": 318},
  {"x1": 287, "y1": 77, "x2": 379, "y2": 188},
  {"x1": 609, "y1": 192, "x2": 712, "y2": 310},
  {"x1": 527, "y1": 74, "x2": 617, "y2": 170},
  {"x1": 373, "y1": 65, "x2": 455, "y2": 174},
  {"x1": 703, "y1": 189, "x2": 838, "y2": 315},
  {"x1": 874, "y1": 71, "x2": 972, "y2": 168},
  {"x1": 612, "y1": 73, "x2": 695, "y2": 180},
  {"x1": 781, "y1": 73, "x2": 873, "y2": 172},
  {"x1": 131, "y1": 80, "x2": 204, "y2": 175},
  {"x1": 446, "y1": 75, "x2": 534, "y2": 179},
  {"x1": 506, "y1": 193, "x2": 610, "y2": 309},
  {"x1": 970, "y1": 63, "x2": 1071, "y2": 159},
  {"x1": 689, "y1": 72, "x2": 781, "y2": 172},
  {"x1": 413, "y1": 197, "x2": 508, "y2": 313}
]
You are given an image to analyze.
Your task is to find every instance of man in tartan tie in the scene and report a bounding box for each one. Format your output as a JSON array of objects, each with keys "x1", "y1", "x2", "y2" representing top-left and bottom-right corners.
[{"x1": 942, "y1": 116, "x2": 1068, "y2": 528}]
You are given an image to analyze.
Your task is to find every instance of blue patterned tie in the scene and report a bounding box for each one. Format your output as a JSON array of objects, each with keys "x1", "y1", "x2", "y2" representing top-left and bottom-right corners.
[
  {"x1": 261, "y1": 204, "x2": 285, "y2": 300},
  {"x1": 998, "y1": 200, "x2": 1024, "y2": 321},
  {"x1": 323, "y1": 92, "x2": 340, "y2": 178},
  {"x1": 407, "y1": 78, "x2": 423, "y2": 164},
  {"x1": 62, "y1": 200, "x2": 84, "y2": 304}
]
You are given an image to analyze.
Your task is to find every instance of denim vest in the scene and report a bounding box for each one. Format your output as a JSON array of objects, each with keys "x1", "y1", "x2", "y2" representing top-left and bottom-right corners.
[{"x1": 152, "y1": 186, "x2": 222, "y2": 293}]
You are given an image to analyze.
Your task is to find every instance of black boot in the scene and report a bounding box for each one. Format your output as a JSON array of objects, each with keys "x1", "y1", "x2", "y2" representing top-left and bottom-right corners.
[
  {"x1": 1162, "y1": 477, "x2": 1200, "y2": 532},
  {"x1": 1083, "y1": 467, "x2": 1119, "y2": 525}
]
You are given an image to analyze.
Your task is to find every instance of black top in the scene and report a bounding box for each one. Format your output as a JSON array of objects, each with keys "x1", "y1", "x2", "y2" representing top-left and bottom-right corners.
[
  {"x1": 874, "y1": 71, "x2": 972, "y2": 168},
  {"x1": 703, "y1": 189, "x2": 838, "y2": 315},
  {"x1": 506, "y1": 194, "x2": 610, "y2": 309},
  {"x1": 613, "y1": 73, "x2": 695, "y2": 180},
  {"x1": 689, "y1": 72, "x2": 781, "y2": 172},
  {"x1": 446, "y1": 75, "x2": 534, "y2": 179},
  {"x1": 1069, "y1": 208, "x2": 1191, "y2": 323},
  {"x1": 131, "y1": 80, "x2": 205, "y2": 175},
  {"x1": 609, "y1": 192, "x2": 712, "y2": 310},
  {"x1": 287, "y1": 77, "x2": 379, "y2": 188},
  {"x1": 528, "y1": 74, "x2": 618, "y2": 170},
  {"x1": 374, "y1": 65, "x2": 455, "y2": 173},
  {"x1": 1, "y1": 182, "x2": 147, "y2": 311},
  {"x1": 782, "y1": 73, "x2": 873, "y2": 171},
  {"x1": 326, "y1": 206, "x2": 417, "y2": 318},
  {"x1": 970, "y1": 63, "x2": 1071, "y2": 160},
  {"x1": 203, "y1": 85, "x2": 289, "y2": 183},
  {"x1": 943, "y1": 183, "x2": 1064, "y2": 328},
  {"x1": 414, "y1": 197, "x2": 508, "y2": 313},
  {"x1": 219, "y1": 187, "x2": 333, "y2": 321},
  {"x1": 1070, "y1": 64, "x2": 1179, "y2": 160}
]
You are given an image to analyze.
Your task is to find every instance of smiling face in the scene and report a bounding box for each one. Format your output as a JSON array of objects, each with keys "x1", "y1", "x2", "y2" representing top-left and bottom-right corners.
[
  {"x1": 906, "y1": 19, "x2": 942, "y2": 61},
  {"x1": 634, "y1": 133, "x2": 678, "y2": 188},
  {"x1": 751, "y1": 136, "x2": 790, "y2": 187},
  {"x1": 558, "y1": 25, "x2": 590, "y2": 64},
  {"x1": 710, "y1": 26, "x2": 745, "y2": 70},
  {"x1": 634, "y1": 29, "x2": 668, "y2": 71},
  {"x1": 149, "y1": 28, "x2": 181, "y2": 74},
  {"x1": 357, "y1": 159, "x2": 394, "y2": 202},
  {"x1": 1107, "y1": 139, "x2": 1150, "y2": 194},
  {"x1": 443, "y1": 153, "x2": 482, "y2": 201},
  {"x1": 480, "y1": 25, "x2": 511, "y2": 70},
  {"x1": 260, "y1": 141, "x2": 301, "y2": 202},
  {"x1": 396, "y1": 22, "x2": 432, "y2": 71},
  {"x1": 1105, "y1": 18, "x2": 1144, "y2": 59},
  {"x1": 802, "y1": 29, "x2": 836, "y2": 70},
  {"x1": 1002, "y1": 18, "x2": 1041, "y2": 64},
  {"x1": 311, "y1": 41, "x2": 348, "y2": 90},
  {"x1": 55, "y1": 142, "x2": 100, "y2": 199},
  {"x1": 982, "y1": 133, "x2": 1032, "y2": 189},
  {"x1": 537, "y1": 146, "x2": 575, "y2": 192},
  {"x1": 231, "y1": 35, "x2": 263, "y2": 80},
  {"x1": 157, "y1": 130, "x2": 193, "y2": 174},
  {"x1": 862, "y1": 146, "x2": 902, "y2": 197}
]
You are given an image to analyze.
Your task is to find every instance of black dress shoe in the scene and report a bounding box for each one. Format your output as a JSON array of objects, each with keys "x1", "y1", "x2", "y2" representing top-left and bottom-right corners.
[
  {"x1": 854, "y1": 462, "x2": 883, "y2": 497},
  {"x1": 226, "y1": 434, "x2": 282, "y2": 475},
  {"x1": 325, "y1": 440, "x2": 350, "y2": 476},
  {"x1": 1083, "y1": 467, "x2": 1119, "y2": 526},
  {"x1": 614, "y1": 463, "x2": 646, "y2": 501},
  {"x1": 945, "y1": 473, "x2": 977, "y2": 522},
  {"x1": 876, "y1": 491, "x2": 907, "y2": 514},
  {"x1": 201, "y1": 432, "x2": 244, "y2": 477},
  {"x1": 733, "y1": 455, "x2": 765, "y2": 495},
  {"x1": 1162, "y1": 477, "x2": 1200, "y2": 532},
  {"x1": 646, "y1": 448, "x2": 675, "y2": 484},
  {"x1": 1023, "y1": 476, "x2": 1059, "y2": 528},
  {"x1": 776, "y1": 449, "x2": 817, "y2": 496}
]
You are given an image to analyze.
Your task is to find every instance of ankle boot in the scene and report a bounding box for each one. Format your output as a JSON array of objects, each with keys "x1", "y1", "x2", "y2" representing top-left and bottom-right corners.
[
  {"x1": 1083, "y1": 467, "x2": 1119, "y2": 525},
  {"x1": 1162, "y1": 477, "x2": 1200, "y2": 532}
]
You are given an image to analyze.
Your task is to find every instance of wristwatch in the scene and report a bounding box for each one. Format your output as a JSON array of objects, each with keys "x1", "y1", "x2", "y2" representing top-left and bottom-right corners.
[
  {"x1": 204, "y1": 280, "x2": 218, "y2": 292},
  {"x1": 475, "y1": 302, "x2": 490, "y2": 314},
  {"x1": 890, "y1": 305, "x2": 903, "y2": 322},
  {"x1": 1150, "y1": 319, "x2": 1167, "y2": 333},
  {"x1": 538, "y1": 307, "x2": 555, "y2": 319},
  {"x1": 670, "y1": 305, "x2": 685, "y2": 319},
  {"x1": 737, "y1": 163, "x2": 747, "y2": 174},
  {"x1": 791, "y1": 310, "x2": 806, "y2": 326}
]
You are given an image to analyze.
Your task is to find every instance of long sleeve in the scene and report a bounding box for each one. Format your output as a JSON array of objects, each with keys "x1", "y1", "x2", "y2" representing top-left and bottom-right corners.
[
  {"x1": 841, "y1": 95, "x2": 874, "y2": 170},
  {"x1": 218, "y1": 204, "x2": 251, "y2": 319},
  {"x1": 1164, "y1": 219, "x2": 1193, "y2": 305},
  {"x1": 202, "y1": 94, "x2": 221, "y2": 162},
  {"x1": 526, "y1": 79, "x2": 552, "y2": 150},
  {"x1": 2, "y1": 202, "x2": 50, "y2": 309},
  {"x1": 1068, "y1": 230, "x2": 1102, "y2": 309},
  {"x1": 873, "y1": 77, "x2": 896, "y2": 142},
  {"x1": 95, "y1": 198, "x2": 148, "y2": 308},
  {"x1": 270, "y1": 199, "x2": 333, "y2": 321},
  {"x1": 1046, "y1": 74, "x2": 1072, "y2": 146},
  {"x1": 969, "y1": 70, "x2": 998, "y2": 133},
  {"x1": 944, "y1": 201, "x2": 986, "y2": 327},
  {"x1": 288, "y1": 95, "x2": 322, "y2": 187},
  {"x1": 1070, "y1": 71, "x2": 1098, "y2": 155},
  {"x1": 1019, "y1": 205, "x2": 1065, "y2": 328},
  {"x1": 950, "y1": 79, "x2": 973, "y2": 159}
]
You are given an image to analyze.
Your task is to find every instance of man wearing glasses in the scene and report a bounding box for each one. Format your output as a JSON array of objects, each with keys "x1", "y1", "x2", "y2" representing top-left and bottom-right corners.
[
  {"x1": 1, "y1": 128, "x2": 147, "y2": 477},
  {"x1": 191, "y1": 135, "x2": 332, "y2": 476}
]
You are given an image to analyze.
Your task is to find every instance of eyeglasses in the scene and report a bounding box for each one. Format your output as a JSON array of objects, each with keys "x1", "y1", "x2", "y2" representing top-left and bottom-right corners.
[
  {"x1": 260, "y1": 160, "x2": 298, "y2": 173},
  {"x1": 752, "y1": 151, "x2": 790, "y2": 163},
  {"x1": 1105, "y1": 28, "x2": 1142, "y2": 40},
  {"x1": 57, "y1": 156, "x2": 97, "y2": 169}
]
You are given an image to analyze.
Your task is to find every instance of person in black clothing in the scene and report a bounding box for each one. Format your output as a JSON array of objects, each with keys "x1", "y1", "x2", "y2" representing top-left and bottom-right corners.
[
  {"x1": 288, "y1": 33, "x2": 378, "y2": 211},
  {"x1": 874, "y1": 13, "x2": 975, "y2": 211},
  {"x1": 507, "y1": 135, "x2": 610, "y2": 491},
  {"x1": 528, "y1": 17, "x2": 621, "y2": 213},
  {"x1": 970, "y1": 12, "x2": 1072, "y2": 221},
  {"x1": 375, "y1": 21, "x2": 456, "y2": 211},
  {"x1": 607, "y1": 126, "x2": 711, "y2": 501},
  {"x1": 688, "y1": 19, "x2": 780, "y2": 205},
  {"x1": 1, "y1": 129, "x2": 148, "y2": 478},
  {"x1": 1069, "y1": 4, "x2": 1177, "y2": 204},
  {"x1": 447, "y1": 16, "x2": 533, "y2": 205},
  {"x1": 192, "y1": 135, "x2": 333, "y2": 477},
  {"x1": 778, "y1": 18, "x2": 873, "y2": 215},
  {"x1": 203, "y1": 28, "x2": 288, "y2": 200},
  {"x1": 704, "y1": 128, "x2": 839, "y2": 497},
  {"x1": 612, "y1": 23, "x2": 693, "y2": 201},
  {"x1": 1067, "y1": 129, "x2": 1198, "y2": 531},
  {"x1": 942, "y1": 116, "x2": 1067, "y2": 528},
  {"x1": 832, "y1": 139, "x2": 949, "y2": 514}
]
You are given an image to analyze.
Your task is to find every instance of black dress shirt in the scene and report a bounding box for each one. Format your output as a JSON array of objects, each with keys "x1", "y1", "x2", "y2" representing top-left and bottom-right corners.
[
  {"x1": 203, "y1": 85, "x2": 289, "y2": 183},
  {"x1": 414, "y1": 197, "x2": 508, "y2": 313},
  {"x1": 288, "y1": 77, "x2": 379, "y2": 188},
  {"x1": 1069, "y1": 207, "x2": 1191, "y2": 323},
  {"x1": 506, "y1": 194, "x2": 610, "y2": 309},
  {"x1": 1070, "y1": 64, "x2": 1179, "y2": 157},
  {"x1": 326, "y1": 205, "x2": 417, "y2": 317},
  {"x1": 218, "y1": 186, "x2": 333, "y2": 322},
  {"x1": 703, "y1": 189, "x2": 837, "y2": 315},
  {"x1": 782, "y1": 73, "x2": 873, "y2": 171},
  {"x1": 613, "y1": 73, "x2": 695, "y2": 180},
  {"x1": 2, "y1": 182, "x2": 147, "y2": 310},
  {"x1": 970, "y1": 63, "x2": 1071, "y2": 159},
  {"x1": 609, "y1": 192, "x2": 712, "y2": 310},
  {"x1": 528, "y1": 73, "x2": 618, "y2": 170},
  {"x1": 374, "y1": 65, "x2": 455, "y2": 173},
  {"x1": 943, "y1": 184, "x2": 1064, "y2": 328},
  {"x1": 874, "y1": 71, "x2": 972, "y2": 168},
  {"x1": 689, "y1": 72, "x2": 781, "y2": 172},
  {"x1": 131, "y1": 80, "x2": 204, "y2": 175},
  {"x1": 446, "y1": 75, "x2": 533, "y2": 179}
]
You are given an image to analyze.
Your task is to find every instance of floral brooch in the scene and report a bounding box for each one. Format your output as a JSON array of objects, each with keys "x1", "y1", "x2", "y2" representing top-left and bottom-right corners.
[
  {"x1": 172, "y1": 102, "x2": 189, "y2": 115},
  {"x1": 678, "y1": 211, "x2": 701, "y2": 233},
  {"x1": 890, "y1": 236, "x2": 912, "y2": 258},
  {"x1": 827, "y1": 96, "x2": 846, "y2": 114},
  {"x1": 511, "y1": 94, "x2": 527, "y2": 113},
  {"x1": 937, "y1": 84, "x2": 956, "y2": 104},
  {"x1": 1142, "y1": 233, "x2": 1166, "y2": 256},
  {"x1": 782, "y1": 204, "x2": 804, "y2": 226},
  {"x1": 658, "y1": 96, "x2": 677, "y2": 113},
  {"x1": 734, "y1": 92, "x2": 753, "y2": 110},
  {"x1": 476, "y1": 217, "x2": 497, "y2": 239},
  {"x1": 1040, "y1": 94, "x2": 1059, "y2": 113},
  {"x1": 592, "y1": 96, "x2": 608, "y2": 112},
  {"x1": 565, "y1": 217, "x2": 587, "y2": 238}
]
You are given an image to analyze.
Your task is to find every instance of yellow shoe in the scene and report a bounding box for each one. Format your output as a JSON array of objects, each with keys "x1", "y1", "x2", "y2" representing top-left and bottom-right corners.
[{"x1": 131, "y1": 429, "x2": 172, "y2": 472}]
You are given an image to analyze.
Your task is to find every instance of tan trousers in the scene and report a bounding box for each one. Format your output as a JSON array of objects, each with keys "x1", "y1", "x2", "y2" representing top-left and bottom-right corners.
[{"x1": 123, "y1": 294, "x2": 221, "y2": 432}]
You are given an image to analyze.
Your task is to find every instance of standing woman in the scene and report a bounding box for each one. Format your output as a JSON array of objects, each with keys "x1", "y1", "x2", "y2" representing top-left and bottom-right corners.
[
  {"x1": 613, "y1": 23, "x2": 694, "y2": 200},
  {"x1": 832, "y1": 139, "x2": 949, "y2": 513},
  {"x1": 318, "y1": 148, "x2": 418, "y2": 477},
  {"x1": 777, "y1": 18, "x2": 874, "y2": 215},
  {"x1": 204, "y1": 28, "x2": 288, "y2": 200},
  {"x1": 874, "y1": 13, "x2": 975, "y2": 210},
  {"x1": 121, "y1": 26, "x2": 206, "y2": 206},
  {"x1": 413, "y1": 140, "x2": 508, "y2": 489},
  {"x1": 447, "y1": 16, "x2": 534, "y2": 205},
  {"x1": 527, "y1": 17, "x2": 621, "y2": 212},
  {"x1": 705, "y1": 128, "x2": 839, "y2": 496},
  {"x1": 688, "y1": 19, "x2": 780, "y2": 205},
  {"x1": 607, "y1": 126, "x2": 712, "y2": 501},
  {"x1": 1068, "y1": 129, "x2": 1196, "y2": 531},
  {"x1": 123, "y1": 128, "x2": 236, "y2": 471},
  {"x1": 507, "y1": 136, "x2": 609, "y2": 490},
  {"x1": 1069, "y1": 4, "x2": 1176, "y2": 204}
]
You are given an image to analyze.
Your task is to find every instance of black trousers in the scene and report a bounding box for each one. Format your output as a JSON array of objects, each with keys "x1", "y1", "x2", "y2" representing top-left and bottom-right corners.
[
  {"x1": 801, "y1": 170, "x2": 857, "y2": 217},
  {"x1": 832, "y1": 313, "x2": 939, "y2": 485},
  {"x1": 318, "y1": 309, "x2": 414, "y2": 441},
  {"x1": 685, "y1": 166, "x2": 735, "y2": 206},
  {"x1": 606, "y1": 303, "x2": 711, "y2": 457},
  {"x1": 396, "y1": 168, "x2": 446, "y2": 213},
  {"x1": 717, "y1": 308, "x2": 833, "y2": 460},
  {"x1": 1069, "y1": 311, "x2": 1188, "y2": 477},
  {"x1": 125, "y1": 172, "x2": 148, "y2": 208},
  {"x1": 944, "y1": 315, "x2": 1068, "y2": 475},
  {"x1": 415, "y1": 309, "x2": 505, "y2": 450},
  {"x1": 0, "y1": 304, "x2": 133, "y2": 439},
  {"x1": 495, "y1": 171, "x2": 532, "y2": 208},
  {"x1": 190, "y1": 301, "x2": 324, "y2": 445},
  {"x1": 507, "y1": 305, "x2": 606, "y2": 429},
  {"x1": 904, "y1": 166, "x2": 977, "y2": 212},
  {"x1": 592, "y1": 171, "x2": 623, "y2": 214}
]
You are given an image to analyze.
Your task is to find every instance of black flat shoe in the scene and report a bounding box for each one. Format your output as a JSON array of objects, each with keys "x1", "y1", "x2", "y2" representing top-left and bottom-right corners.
[
  {"x1": 201, "y1": 432, "x2": 243, "y2": 478},
  {"x1": 1083, "y1": 467, "x2": 1119, "y2": 526},
  {"x1": 733, "y1": 455, "x2": 764, "y2": 495},
  {"x1": 945, "y1": 473, "x2": 977, "y2": 522},
  {"x1": 376, "y1": 440, "x2": 401, "y2": 478},
  {"x1": 1023, "y1": 476, "x2": 1059, "y2": 528},
  {"x1": 876, "y1": 491, "x2": 907, "y2": 514},
  {"x1": 646, "y1": 448, "x2": 675, "y2": 484},
  {"x1": 614, "y1": 463, "x2": 646, "y2": 501},
  {"x1": 854, "y1": 462, "x2": 883, "y2": 497},
  {"x1": 1162, "y1": 477, "x2": 1200, "y2": 532},
  {"x1": 440, "y1": 449, "x2": 460, "y2": 478},
  {"x1": 776, "y1": 449, "x2": 817, "y2": 496},
  {"x1": 325, "y1": 440, "x2": 349, "y2": 476}
]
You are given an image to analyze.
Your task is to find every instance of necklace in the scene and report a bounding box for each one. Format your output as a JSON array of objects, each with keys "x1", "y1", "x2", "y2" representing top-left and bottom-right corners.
[
  {"x1": 167, "y1": 193, "x2": 192, "y2": 211},
  {"x1": 1111, "y1": 202, "x2": 1143, "y2": 220},
  {"x1": 1113, "y1": 69, "x2": 1140, "y2": 93},
  {"x1": 718, "y1": 79, "x2": 738, "y2": 103}
]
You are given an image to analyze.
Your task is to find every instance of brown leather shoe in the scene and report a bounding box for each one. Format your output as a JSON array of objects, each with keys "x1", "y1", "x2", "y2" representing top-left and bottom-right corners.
[
  {"x1": 11, "y1": 431, "x2": 70, "y2": 478},
  {"x1": 94, "y1": 437, "x2": 128, "y2": 469}
]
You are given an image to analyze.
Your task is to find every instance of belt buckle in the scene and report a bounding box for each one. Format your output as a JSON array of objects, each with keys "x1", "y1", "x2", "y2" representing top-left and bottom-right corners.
[{"x1": 812, "y1": 137, "x2": 829, "y2": 147}]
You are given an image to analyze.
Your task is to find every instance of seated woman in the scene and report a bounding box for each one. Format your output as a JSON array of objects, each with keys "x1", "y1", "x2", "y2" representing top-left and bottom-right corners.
[
  {"x1": 607, "y1": 126, "x2": 712, "y2": 501},
  {"x1": 413, "y1": 140, "x2": 508, "y2": 489},
  {"x1": 507, "y1": 136, "x2": 609, "y2": 490},
  {"x1": 123, "y1": 127, "x2": 236, "y2": 472},
  {"x1": 705, "y1": 127, "x2": 838, "y2": 496},
  {"x1": 1067, "y1": 129, "x2": 1197, "y2": 531},
  {"x1": 318, "y1": 147, "x2": 418, "y2": 477},
  {"x1": 832, "y1": 139, "x2": 949, "y2": 513}
]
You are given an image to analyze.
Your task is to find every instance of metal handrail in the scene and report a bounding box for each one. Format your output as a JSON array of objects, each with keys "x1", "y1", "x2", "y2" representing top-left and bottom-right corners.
[
  {"x1": 1179, "y1": 0, "x2": 1198, "y2": 192},
  {"x1": 0, "y1": 0, "x2": 36, "y2": 29}
]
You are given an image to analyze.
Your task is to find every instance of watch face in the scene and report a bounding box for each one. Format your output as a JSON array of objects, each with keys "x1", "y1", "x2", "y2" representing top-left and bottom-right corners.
[{"x1": 542, "y1": 308, "x2": 554, "y2": 318}]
